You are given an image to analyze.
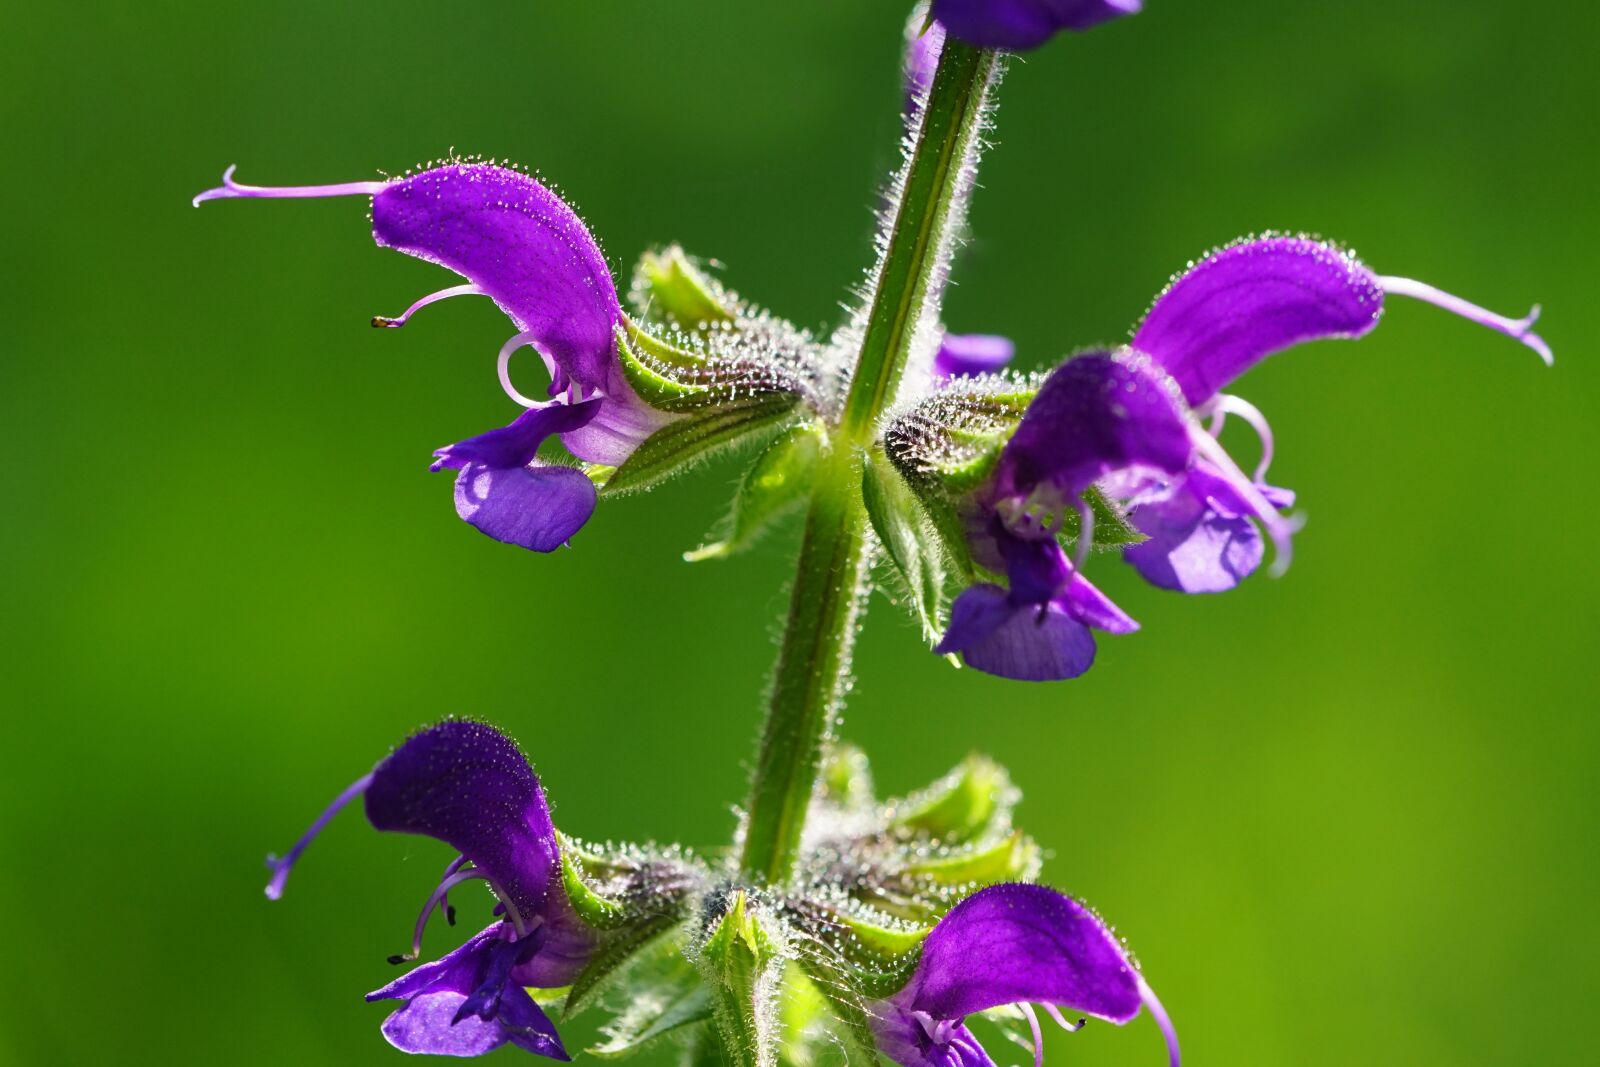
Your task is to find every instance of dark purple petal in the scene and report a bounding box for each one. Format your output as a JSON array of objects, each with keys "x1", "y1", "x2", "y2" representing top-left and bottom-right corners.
[
  {"x1": 903, "y1": 883, "x2": 1144, "y2": 1024},
  {"x1": 1133, "y1": 236, "x2": 1384, "y2": 406},
  {"x1": 510, "y1": 892, "x2": 601, "y2": 989},
  {"x1": 364, "y1": 722, "x2": 560, "y2": 925},
  {"x1": 931, "y1": 0, "x2": 1139, "y2": 50},
  {"x1": 380, "y1": 992, "x2": 510, "y2": 1057},
  {"x1": 933, "y1": 333, "x2": 1016, "y2": 381},
  {"x1": 453, "y1": 464, "x2": 597, "y2": 553},
  {"x1": 431, "y1": 400, "x2": 601, "y2": 473},
  {"x1": 936, "y1": 584, "x2": 1098, "y2": 681},
  {"x1": 1000, "y1": 352, "x2": 1192, "y2": 500},
  {"x1": 372, "y1": 164, "x2": 622, "y2": 395},
  {"x1": 367, "y1": 925, "x2": 504, "y2": 1003},
  {"x1": 497, "y1": 988, "x2": 570, "y2": 1061},
  {"x1": 1123, "y1": 466, "x2": 1270, "y2": 594},
  {"x1": 1058, "y1": 571, "x2": 1137, "y2": 634}
]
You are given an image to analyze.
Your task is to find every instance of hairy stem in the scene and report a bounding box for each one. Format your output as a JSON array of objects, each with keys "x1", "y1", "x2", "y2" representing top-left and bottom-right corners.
[{"x1": 739, "y1": 37, "x2": 998, "y2": 884}]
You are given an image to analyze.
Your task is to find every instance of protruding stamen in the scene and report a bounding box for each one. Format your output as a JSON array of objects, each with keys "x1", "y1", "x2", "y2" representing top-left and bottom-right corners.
[
  {"x1": 1189, "y1": 425, "x2": 1296, "y2": 577},
  {"x1": 1072, "y1": 498, "x2": 1096, "y2": 575},
  {"x1": 1138, "y1": 977, "x2": 1181, "y2": 1067},
  {"x1": 497, "y1": 330, "x2": 555, "y2": 409},
  {"x1": 1041, "y1": 1004, "x2": 1085, "y2": 1034},
  {"x1": 264, "y1": 772, "x2": 374, "y2": 900},
  {"x1": 372, "y1": 285, "x2": 486, "y2": 328},
  {"x1": 1210, "y1": 394, "x2": 1276, "y2": 482},
  {"x1": 1377, "y1": 275, "x2": 1553, "y2": 367},
  {"x1": 192, "y1": 165, "x2": 389, "y2": 208},
  {"x1": 1016, "y1": 1002, "x2": 1046, "y2": 1067},
  {"x1": 395, "y1": 867, "x2": 491, "y2": 963}
]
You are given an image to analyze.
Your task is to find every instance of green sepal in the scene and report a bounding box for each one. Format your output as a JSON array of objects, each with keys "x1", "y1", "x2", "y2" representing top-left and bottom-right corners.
[
  {"x1": 699, "y1": 891, "x2": 783, "y2": 1067},
  {"x1": 615, "y1": 324, "x2": 712, "y2": 410},
  {"x1": 634, "y1": 245, "x2": 737, "y2": 331},
  {"x1": 587, "y1": 943, "x2": 713, "y2": 1059},
  {"x1": 565, "y1": 912, "x2": 684, "y2": 1019},
  {"x1": 1057, "y1": 483, "x2": 1145, "y2": 549},
  {"x1": 899, "y1": 829, "x2": 1040, "y2": 886},
  {"x1": 603, "y1": 394, "x2": 804, "y2": 497},
  {"x1": 558, "y1": 840, "x2": 629, "y2": 930},
  {"x1": 818, "y1": 742, "x2": 876, "y2": 810},
  {"x1": 863, "y1": 448, "x2": 948, "y2": 641},
  {"x1": 822, "y1": 909, "x2": 928, "y2": 1000},
  {"x1": 685, "y1": 423, "x2": 826, "y2": 562},
  {"x1": 890, "y1": 754, "x2": 1013, "y2": 845}
]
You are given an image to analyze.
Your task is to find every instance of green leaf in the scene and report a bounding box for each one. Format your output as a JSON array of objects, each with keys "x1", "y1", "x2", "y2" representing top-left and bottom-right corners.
[
  {"x1": 862, "y1": 449, "x2": 947, "y2": 641},
  {"x1": 685, "y1": 423, "x2": 825, "y2": 561},
  {"x1": 565, "y1": 912, "x2": 684, "y2": 1018},
  {"x1": 588, "y1": 946, "x2": 713, "y2": 1059},
  {"x1": 603, "y1": 394, "x2": 804, "y2": 497}
]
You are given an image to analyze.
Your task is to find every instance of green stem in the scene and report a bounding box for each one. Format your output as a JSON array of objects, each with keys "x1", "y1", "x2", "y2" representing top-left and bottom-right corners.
[{"x1": 739, "y1": 38, "x2": 999, "y2": 884}]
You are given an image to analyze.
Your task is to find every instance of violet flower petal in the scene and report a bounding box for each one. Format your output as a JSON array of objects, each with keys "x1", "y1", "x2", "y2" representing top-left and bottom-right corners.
[
  {"x1": 872, "y1": 1007, "x2": 997, "y2": 1067},
  {"x1": 936, "y1": 584, "x2": 1098, "y2": 681},
  {"x1": 1122, "y1": 466, "x2": 1272, "y2": 593},
  {"x1": 380, "y1": 991, "x2": 511, "y2": 1057},
  {"x1": 364, "y1": 722, "x2": 560, "y2": 925},
  {"x1": 1000, "y1": 352, "x2": 1192, "y2": 500},
  {"x1": 367, "y1": 925, "x2": 504, "y2": 1004},
  {"x1": 452, "y1": 464, "x2": 597, "y2": 553},
  {"x1": 905, "y1": 883, "x2": 1143, "y2": 1024},
  {"x1": 904, "y1": 14, "x2": 947, "y2": 111},
  {"x1": 496, "y1": 988, "x2": 571, "y2": 1061},
  {"x1": 933, "y1": 333, "x2": 1017, "y2": 381},
  {"x1": 372, "y1": 164, "x2": 622, "y2": 396},
  {"x1": 430, "y1": 400, "x2": 601, "y2": 473},
  {"x1": 931, "y1": 0, "x2": 1140, "y2": 50},
  {"x1": 1133, "y1": 236, "x2": 1384, "y2": 407}
]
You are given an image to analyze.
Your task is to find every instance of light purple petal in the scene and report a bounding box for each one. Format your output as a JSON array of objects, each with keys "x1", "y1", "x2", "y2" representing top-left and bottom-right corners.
[
  {"x1": 372, "y1": 164, "x2": 622, "y2": 395},
  {"x1": 559, "y1": 390, "x2": 674, "y2": 467},
  {"x1": 999, "y1": 352, "x2": 1192, "y2": 500},
  {"x1": 904, "y1": 15, "x2": 946, "y2": 112},
  {"x1": 933, "y1": 333, "x2": 1016, "y2": 381},
  {"x1": 936, "y1": 584, "x2": 1098, "y2": 682},
  {"x1": 871, "y1": 1002, "x2": 997, "y2": 1067},
  {"x1": 453, "y1": 464, "x2": 597, "y2": 553},
  {"x1": 510, "y1": 892, "x2": 601, "y2": 990},
  {"x1": 1058, "y1": 572, "x2": 1138, "y2": 634},
  {"x1": 1123, "y1": 467, "x2": 1272, "y2": 594},
  {"x1": 1133, "y1": 236, "x2": 1384, "y2": 406},
  {"x1": 364, "y1": 722, "x2": 560, "y2": 925},
  {"x1": 431, "y1": 400, "x2": 601, "y2": 473},
  {"x1": 903, "y1": 883, "x2": 1144, "y2": 1025},
  {"x1": 931, "y1": 0, "x2": 1140, "y2": 50},
  {"x1": 379, "y1": 991, "x2": 509, "y2": 1057}
]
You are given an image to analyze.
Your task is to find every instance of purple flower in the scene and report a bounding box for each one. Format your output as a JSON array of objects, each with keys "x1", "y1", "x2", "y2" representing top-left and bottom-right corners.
[
  {"x1": 930, "y1": 0, "x2": 1141, "y2": 51},
  {"x1": 430, "y1": 400, "x2": 602, "y2": 552},
  {"x1": 194, "y1": 161, "x2": 673, "y2": 547},
  {"x1": 937, "y1": 236, "x2": 1550, "y2": 679},
  {"x1": 933, "y1": 332, "x2": 1017, "y2": 381},
  {"x1": 936, "y1": 352, "x2": 1186, "y2": 680},
  {"x1": 264, "y1": 720, "x2": 598, "y2": 1060},
  {"x1": 869, "y1": 883, "x2": 1178, "y2": 1067}
]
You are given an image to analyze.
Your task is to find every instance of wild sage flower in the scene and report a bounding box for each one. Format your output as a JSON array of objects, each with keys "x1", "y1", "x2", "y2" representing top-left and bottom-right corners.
[
  {"x1": 269, "y1": 723, "x2": 1174, "y2": 1064},
  {"x1": 893, "y1": 236, "x2": 1551, "y2": 679},
  {"x1": 931, "y1": 0, "x2": 1142, "y2": 51}
]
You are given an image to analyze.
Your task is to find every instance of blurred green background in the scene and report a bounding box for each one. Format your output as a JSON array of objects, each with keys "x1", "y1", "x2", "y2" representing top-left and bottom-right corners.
[{"x1": 2, "y1": 2, "x2": 1595, "y2": 1064}]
